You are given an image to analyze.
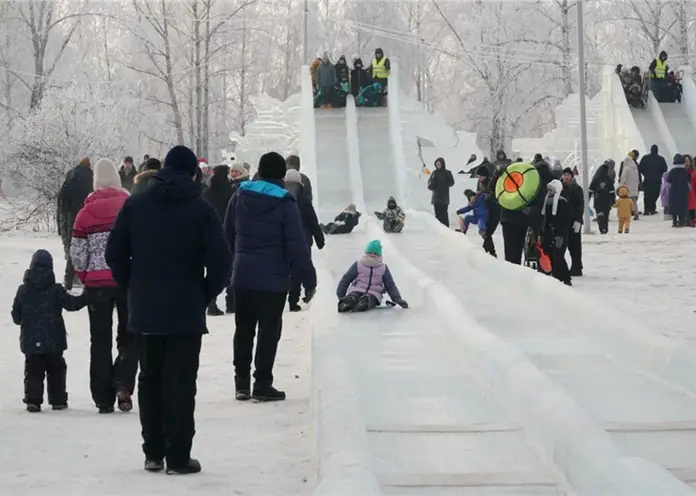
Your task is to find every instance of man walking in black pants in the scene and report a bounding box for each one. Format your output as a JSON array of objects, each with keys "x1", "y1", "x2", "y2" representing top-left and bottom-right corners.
[
  {"x1": 561, "y1": 168, "x2": 585, "y2": 276},
  {"x1": 106, "y1": 145, "x2": 232, "y2": 475},
  {"x1": 224, "y1": 152, "x2": 317, "y2": 402}
]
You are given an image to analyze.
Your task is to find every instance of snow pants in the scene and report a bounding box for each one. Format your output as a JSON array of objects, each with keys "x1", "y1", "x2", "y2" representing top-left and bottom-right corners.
[
  {"x1": 568, "y1": 230, "x2": 583, "y2": 273},
  {"x1": 643, "y1": 182, "x2": 660, "y2": 215},
  {"x1": 384, "y1": 219, "x2": 404, "y2": 233},
  {"x1": 502, "y1": 221, "x2": 527, "y2": 265},
  {"x1": 338, "y1": 292, "x2": 379, "y2": 313},
  {"x1": 234, "y1": 289, "x2": 287, "y2": 385},
  {"x1": 138, "y1": 334, "x2": 201, "y2": 469},
  {"x1": 24, "y1": 353, "x2": 67, "y2": 406},
  {"x1": 434, "y1": 204, "x2": 449, "y2": 227},
  {"x1": 323, "y1": 221, "x2": 354, "y2": 234},
  {"x1": 483, "y1": 203, "x2": 500, "y2": 257},
  {"x1": 594, "y1": 193, "x2": 613, "y2": 234},
  {"x1": 462, "y1": 213, "x2": 487, "y2": 233},
  {"x1": 86, "y1": 287, "x2": 138, "y2": 408},
  {"x1": 618, "y1": 217, "x2": 631, "y2": 233}
]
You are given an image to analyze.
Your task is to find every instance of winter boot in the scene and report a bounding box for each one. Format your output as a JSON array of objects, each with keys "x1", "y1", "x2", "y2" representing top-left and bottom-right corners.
[
  {"x1": 235, "y1": 376, "x2": 251, "y2": 401},
  {"x1": 144, "y1": 459, "x2": 164, "y2": 472},
  {"x1": 252, "y1": 382, "x2": 286, "y2": 402},
  {"x1": 289, "y1": 303, "x2": 302, "y2": 312},
  {"x1": 206, "y1": 303, "x2": 224, "y2": 317},
  {"x1": 337, "y1": 295, "x2": 358, "y2": 313},
  {"x1": 570, "y1": 268, "x2": 583, "y2": 277},
  {"x1": 52, "y1": 403, "x2": 68, "y2": 411},
  {"x1": 98, "y1": 405, "x2": 115, "y2": 414},
  {"x1": 117, "y1": 390, "x2": 133, "y2": 412},
  {"x1": 166, "y1": 458, "x2": 202, "y2": 475},
  {"x1": 26, "y1": 404, "x2": 41, "y2": 413}
]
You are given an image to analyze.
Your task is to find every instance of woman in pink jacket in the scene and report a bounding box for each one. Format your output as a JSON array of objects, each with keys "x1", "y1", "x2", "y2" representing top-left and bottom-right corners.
[{"x1": 71, "y1": 158, "x2": 136, "y2": 414}]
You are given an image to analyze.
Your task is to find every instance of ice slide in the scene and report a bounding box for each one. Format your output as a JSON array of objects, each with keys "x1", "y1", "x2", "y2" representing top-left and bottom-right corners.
[{"x1": 659, "y1": 101, "x2": 696, "y2": 155}]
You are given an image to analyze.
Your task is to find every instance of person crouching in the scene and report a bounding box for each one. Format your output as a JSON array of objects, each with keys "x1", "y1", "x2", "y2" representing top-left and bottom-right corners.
[
  {"x1": 456, "y1": 189, "x2": 488, "y2": 237},
  {"x1": 374, "y1": 196, "x2": 405, "y2": 233},
  {"x1": 336, "y1": 240, "x2": 408, "y2": 312}
]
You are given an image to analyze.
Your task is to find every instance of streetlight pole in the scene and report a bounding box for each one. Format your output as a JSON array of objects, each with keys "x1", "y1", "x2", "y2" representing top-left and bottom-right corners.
[
  {"x1": 303, "y1": 0, "x2": 309, "y2": 65},
  {"x1": 576, "y1": 0, "x2": 591, "y2": 233}
]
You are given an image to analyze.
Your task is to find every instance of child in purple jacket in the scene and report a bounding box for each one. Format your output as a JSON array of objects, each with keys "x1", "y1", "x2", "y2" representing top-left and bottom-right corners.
[
  {"x1": 660, "y1": 171, "x2": 671, "y2": 220},
  {"x1": 336, "y1": 240, "x2": 408, "y2": 312}
]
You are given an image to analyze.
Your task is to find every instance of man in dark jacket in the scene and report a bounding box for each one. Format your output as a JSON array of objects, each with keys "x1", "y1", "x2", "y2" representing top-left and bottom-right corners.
[
  {"x1": 589, "y1": 159, "x2": 616, "y2": 234},
  {"x1": 561, "y1": 168, "x2": 585, "y2": 276},
  {"x1": 667, "y1": 154, "x2": 690, "y2": 227},
  {"x1": 105, "y1": 145, "x2": 232, "y2": 476},
  {"x1": 119, "y1": 157, "x2": 138, "y2": 192},
  {"x1": 284, "y1": 168, "x2": 324, "y2": 311},
  {"x1": 350, "y1": 58, "x2": 371, "y2": 102},
  {"x1": 131, "y1": 158, "x2": 162, "y2": 195},
  {"x1": 638, "y1": 144, "x2": 668, "y2": 216},
  {"x1": 56, "y1": 157, "x2": 93, "y2": 289},
  {"x1": 428, "y1": 157, "x2": 455, "y2": 226},
  {"x1": 202, "y1": 165, "x2": 234, "y2": 316},
  {"x1": 224, "y1": 152, "x2": 317, "y2": 403}
]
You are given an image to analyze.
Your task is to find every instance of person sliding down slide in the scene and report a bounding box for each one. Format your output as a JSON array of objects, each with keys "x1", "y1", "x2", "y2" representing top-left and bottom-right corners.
[
  {"x1": 374, "y1": 196, "x2": 405, "y2": 233},
  {"x1": 456, "y1": 189, "x2": 488, "y2": 237},
  {"x1": 336, "y1": 240, "x2": 408, "y2": 312},
  {"x1": 321, "y1": 204, "x2": 361, "y2": 234}
]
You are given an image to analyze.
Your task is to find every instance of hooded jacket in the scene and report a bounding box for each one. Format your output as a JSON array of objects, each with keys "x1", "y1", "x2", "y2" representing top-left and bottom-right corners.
[
  {"x1": 223, "y1": 180, "x2": 317, "y2": 293},
  {"x1": 71, "y1": 188, "x2": 129, "y2": 288},
  {"x1": 638, "y1": 145, "x2": 668, "y2": 189},
  {"x1": 544, "y1": 180, "x2": 572, "y2": 235},
  {"x1": 202, "y1": 166, "x2": 235, "y2": 222},
  {"x1": 57, "y1": 162, "x2": 94, "y2": 242},
  {"x1": 12, "y1": 250, "x2": 86, "y2": 355},
  {"x1": 336, "y1": 254, "x2": 402, "y2": 303},
  {"x1": 614, "y1": 186, "x2": 634, "y2": 218},
  {"x1": 131, "y1": 169, "x2": 159, "y2": 195},
  {"x1": 105, "y1": 167, "x2": 232, "y2": 335},
  {"x1": 335, "y1": 56, "x2": 350, "y2": 83},
  {"x1": 667, "y1": 156, "x2": 690, "y2": 215},
  {"x1": 317, "y1": 59, "x2": 337, "y2": 88},
  {"x1": 375, "y1": 197, "x2": 406, "y2": 233},
  {"x1": 428, "y1": 158, "x2": 455, "y2": 205},
  {"x1": 619, "y1": 157, "x2": 640, "y2": 196},
  {"x1": 350, "y1": 58, "x2": 371, "y2": 97},
  {"x1": 119, "y1": 165, "x2": 137, "y2": 192},
  {"x1": 457, "y1": 193, "x2": 489, "y2": 222}
]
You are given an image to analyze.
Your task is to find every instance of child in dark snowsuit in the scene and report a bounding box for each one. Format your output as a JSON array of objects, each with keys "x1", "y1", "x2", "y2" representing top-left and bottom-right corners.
[
  {"x1": 321, "y1": 204, "x2": 361, "y2": 234},
  {"x1": 541, "y1": 180, "x2": 573, "y2": 286},
  {"x1": 11, "y1": 250, "x2": 87, "y2": 412},
  {"x1": 336, "y1": 240, "x2": 408, "y2": 312},
  {"x1": 374, "y1": 196, "x2": 405, "y2": 233},
  {"x1": 456, "y1": 189, "x2": 488, "y2": 236}
]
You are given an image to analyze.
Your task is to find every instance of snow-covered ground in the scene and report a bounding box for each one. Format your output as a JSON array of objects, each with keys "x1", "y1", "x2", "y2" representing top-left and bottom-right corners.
[{"x1": 0, "y1": 235, "x2": 315, "y2": 496}]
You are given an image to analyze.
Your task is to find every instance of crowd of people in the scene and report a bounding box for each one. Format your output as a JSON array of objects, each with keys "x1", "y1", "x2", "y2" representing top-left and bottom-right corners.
[
  {"x1": 616, "y1": 51, "x2": 683, "y2": 108},
  {"x1": 16, "y1": 146, "x2": 409, "y2": 476},
  {"x1": 310, "y1": 48, "x2": 391, "y2": 108}
]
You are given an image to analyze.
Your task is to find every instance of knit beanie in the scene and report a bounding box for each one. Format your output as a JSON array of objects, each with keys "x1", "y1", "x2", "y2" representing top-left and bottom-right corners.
[
  {"x1": 30, "y1": 249, "x2": 53, "y2": 269},
  {"x1": 547, "y1": 179, "x2": 563, "y2": 216},
  {"x1": 93, "y1": 158, "x2": 122, "y2": 190},
  {"x1": 258, "y1": 152, "x2": 287, "y2": 180},
  {"x1": 562, "y1": 167, "x2": 574, "y2": 176},
  {"x1": 286, "y1": 154, "x2": 301, "y2": 171},
  {"x1": 144, "y1": 158, "x2": 162, "y2": 171},
  {"x1": 230, "y1": 163, "x2": 247, "y2": 175},
  {"x1": 285, "y1": 169, "x2": 302, "y2": 184},
  {"x1": 164, "y1": 145, "x2": 198, "y2": 176},
  {"x1": 476, "y1": 166, "x2": 490, "y2": 178},
  {"x1": 674, "y1": 153, "x2": 685, "y2": 165},
  {"x1": 365, "y1": 240, "x2": 382, "y2": 257}
]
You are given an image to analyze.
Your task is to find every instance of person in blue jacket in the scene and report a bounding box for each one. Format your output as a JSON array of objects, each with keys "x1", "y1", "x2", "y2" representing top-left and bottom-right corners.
[
  {"x1": 224, "y1": 151, "x2": 317, "y2": 403},
  {"x1": 456, "y1": 189, "x2": 489, "y2": 237}
]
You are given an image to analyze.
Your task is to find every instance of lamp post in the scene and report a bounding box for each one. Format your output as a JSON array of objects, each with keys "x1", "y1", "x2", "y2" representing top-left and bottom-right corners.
[{"x1": 577, "y1": 0, "x2": 591, "y2": 233}]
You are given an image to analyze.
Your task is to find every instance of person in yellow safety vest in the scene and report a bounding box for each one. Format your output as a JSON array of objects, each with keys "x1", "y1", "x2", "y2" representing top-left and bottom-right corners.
[
  {"x1": 649, "y1": 51, "x2": 669, "y2": 102},
  {"x1": 370, "y1": 48, "x2": 391, "y2": 106}
]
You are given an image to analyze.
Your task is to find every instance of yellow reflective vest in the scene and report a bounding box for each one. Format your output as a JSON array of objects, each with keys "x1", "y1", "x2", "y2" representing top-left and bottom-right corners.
[
  {"x1": 654, "y1": 59, "x2": 667, "y2": 79},
  {"x1": 372, "y1": 57, "x2": 390, "y2": 79}
]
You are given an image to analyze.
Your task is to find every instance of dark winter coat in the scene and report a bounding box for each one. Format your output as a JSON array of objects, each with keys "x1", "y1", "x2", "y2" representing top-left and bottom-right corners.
[
  {"x1": 456, "y1": 194, "x2": 489, "y2": 222},
  {"x1": 544, "y1": 192, "x2": 573, "y2": 238},
  {"x1": 350, "y1": 61, "x2": 371, "y2": 97},
  {"x1": 428, "y1": 166, "x2": 455, "y2": 205},
  {"x1": 131, "y1": 170, "x2": 158, "y2": 195},
  {"x1": 202, "y1": 168, "x2": 234, "y2": 222},
  {"x1": 638, "y1": 146, "x2": 668, "y2": 192},
  {"x1": 317, "y1": 61, "x2": 337, "y2": 88},
  {"x1": 334, "y1": 210, "x2": 361, "y2": 233},
  {"x1": 566, "y1": 181, "x2": 585, "y2": 224},
  {"x1": 119, "y1": 166, "x2": 138, "y2": 192},
  {"x1": 667, "y1": 165, "x2": 690, "y2": 215},
  {"x1": 285, "y1": 181, "x2": 325, "y2": 248},
  {"x1": 335, "y1": 58, "x2": 350, "y2": 83},
  {"x1": 223, "y1": 180, "x2": 317, "y2": 294},
  {"x1": 12, "y1": 250, "x2": 86, "y2": 355},
  {"x1": 589, "y1": 164, "x2": 615, "y2": 212},
  {"x1": 105, "y1": 167, "x2": 232, "y2": 335},
  {"x1": 57, "y1": 164, "x2": 94, "y2": 242}
]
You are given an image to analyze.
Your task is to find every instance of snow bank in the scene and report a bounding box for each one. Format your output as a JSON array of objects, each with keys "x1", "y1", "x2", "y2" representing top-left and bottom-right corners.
[
  {"x1": 387, "y1": 62, "x2": 408, "y2": 209},
  {"x1": 310, "y1": 267, "x2": 382, "y2": 496},
  {"x1": 345, "y1": 96, "x2": 366, "y2": 215},
  {"x1": 410, "y1": 210, "x2": 696, "y2": 401},
  {"x1": 301, "y1": 65, "x2": 319, "y2": 209},
  {"x1": 367, "y1": 218, "x2": 694, "y2": 496}
]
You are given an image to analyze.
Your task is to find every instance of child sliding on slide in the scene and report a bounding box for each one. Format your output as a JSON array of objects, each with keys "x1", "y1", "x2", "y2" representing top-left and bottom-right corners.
[
  {"x1": 456, "y1": 189, "x2": 488, "y2": 237},
  {"x1": 336, "y1": 240, "x2": 408, "y2": 312}
]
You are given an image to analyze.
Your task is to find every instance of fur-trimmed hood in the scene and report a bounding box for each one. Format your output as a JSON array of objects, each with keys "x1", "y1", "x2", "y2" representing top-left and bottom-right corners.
[{"x1": 134, "y1": 169, "x2": 158, "y2": 184}]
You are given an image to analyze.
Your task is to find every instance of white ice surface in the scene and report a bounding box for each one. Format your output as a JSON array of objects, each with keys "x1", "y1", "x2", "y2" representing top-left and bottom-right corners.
[{"x1": 0, "y1": 235, "x2": 315, "y2": 496}]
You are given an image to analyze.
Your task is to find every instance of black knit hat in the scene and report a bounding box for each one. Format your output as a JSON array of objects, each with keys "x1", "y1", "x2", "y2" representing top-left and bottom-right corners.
[
  {"x1": 30, "y1": 249, "x2": 53, "y2": 269},
  {"x1": 164, "y1": 145, "x2": 198, "y2": 176},
  {"x1": 674, "y1": 154, "x2": 685, "y2": 165},
  {"x1": 562, "y1": 167, "x2": 574, "y2": 176},
  {"x1": 476, "y1": 166, "x2": 490, "y2": 178},
  {"x1": 258, "y1": 152, "x2": 287, "y2": 180}
]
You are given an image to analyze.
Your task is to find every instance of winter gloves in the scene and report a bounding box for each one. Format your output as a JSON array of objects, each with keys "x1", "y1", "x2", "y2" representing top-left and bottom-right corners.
[{"x1": 572, "y1": 221, "x2": 582, "y2": 234}]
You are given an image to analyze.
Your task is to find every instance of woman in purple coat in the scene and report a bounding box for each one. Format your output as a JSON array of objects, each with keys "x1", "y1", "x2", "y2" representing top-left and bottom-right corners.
[{"x1": 336, "y1": 240, "x2": 408, "y2": 312}]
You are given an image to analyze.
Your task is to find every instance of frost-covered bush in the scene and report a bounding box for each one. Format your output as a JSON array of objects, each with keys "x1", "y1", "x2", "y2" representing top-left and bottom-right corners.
[{"x1": 0, "y1": 82, "x2": 141, "y2": 230}]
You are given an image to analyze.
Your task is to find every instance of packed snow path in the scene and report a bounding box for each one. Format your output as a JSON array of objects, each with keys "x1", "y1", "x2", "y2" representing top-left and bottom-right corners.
[{"x1": 0, "y1": 235, "x2": 315, "y2": 495}]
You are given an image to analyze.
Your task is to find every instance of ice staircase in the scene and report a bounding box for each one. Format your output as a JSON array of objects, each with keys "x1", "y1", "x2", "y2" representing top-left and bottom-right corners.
[{"x1": 304, "y1": 64, "x2": 696, "y2": 496}]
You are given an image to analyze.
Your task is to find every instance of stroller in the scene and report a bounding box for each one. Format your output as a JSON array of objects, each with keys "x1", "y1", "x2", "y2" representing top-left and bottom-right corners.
[{"x1": 523, "y1": 222, "x2": 552, "y2": 274}]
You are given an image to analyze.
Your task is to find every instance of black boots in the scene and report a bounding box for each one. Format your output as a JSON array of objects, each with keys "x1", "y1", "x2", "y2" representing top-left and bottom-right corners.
[
  {"x1": 166, "y1": 458, "x2": 202, "y2": 475},
  {"x1": 235, "y1": 376, "x2": 251, "y2": 401},
  {"x1": 252, "y1": 382, "x2": 286, "y2": 402}
]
